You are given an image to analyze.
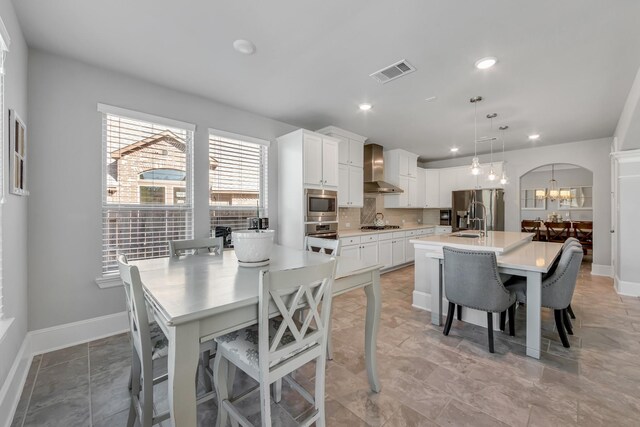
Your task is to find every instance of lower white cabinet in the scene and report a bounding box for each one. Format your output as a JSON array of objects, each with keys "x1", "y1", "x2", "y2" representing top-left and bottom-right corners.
[
  {"x1": 435, "y1": 226, "x2": 452, "y2": 235},
  {"x1": 391, "y1": 239, "x2": 405, "y2": 266},
  {"x1": 378, "y1": 238, "x2": 393, "y2": 269},
  {"x1": 340, "y1": 239, "x2": 378, "y2": 264},
  {"x1": 405, "y1": 238, "x2": 415, "y2": 262},
  {"x1": 341, "y1": 244, "x2": 360, "y2": 259}
]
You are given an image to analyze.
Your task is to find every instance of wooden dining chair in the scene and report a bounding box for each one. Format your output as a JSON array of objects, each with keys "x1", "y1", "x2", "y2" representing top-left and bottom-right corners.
[
  {"x1": 521, "y1": 220, "x2": 542, "y2": 241},
  {"x1": 573, "y1": 222, "x2": 593, "y2": 255},
  {"x1": 213, "y1": 259, "x2": 337, "y2": 427},
  {"x1": 303, "y1": 236, "x2": 341, "y2": 255},
  {"x1": 118, "y1": 255, "x2": 171, "y2": 427},
  {"x1": 168, "y1": 238, "x2": 222, "y2": 392},
  {"x1": 544, "y1": 221, "x2": 571, "y2": 243},
  {"x1": 169, "y1": 237, "x2": 224, "y2": 257}
]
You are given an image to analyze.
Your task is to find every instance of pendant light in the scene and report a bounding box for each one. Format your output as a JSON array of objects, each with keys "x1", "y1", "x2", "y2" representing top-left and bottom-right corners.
[
  {"x1": 486, "y1": 113, "x2": 497, "y2": 181},
  {"x1": 470, "y1": 96, "x2": 482, "y2": 175},
  {"x1": 547, "y1": 164, "x2": 559, "y2": 201},
  {"x1": 498, "y1": 125, "x2": 509, "y2": 184}
]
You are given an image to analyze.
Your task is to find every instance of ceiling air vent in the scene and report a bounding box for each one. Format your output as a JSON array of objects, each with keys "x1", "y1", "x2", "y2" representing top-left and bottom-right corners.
[{"x1": 370, "y1": 59, "x2": 416, "y2": 84}]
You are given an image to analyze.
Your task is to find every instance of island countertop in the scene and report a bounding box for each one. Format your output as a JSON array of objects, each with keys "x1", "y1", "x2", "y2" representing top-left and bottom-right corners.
[{"x1": 410, "y1": 230, "x2": 534, "y2": 254}]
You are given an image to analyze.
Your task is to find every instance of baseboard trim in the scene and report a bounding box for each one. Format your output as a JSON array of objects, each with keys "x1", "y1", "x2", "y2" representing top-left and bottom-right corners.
[
  {"x1": 29, "y1": 311, "x2": 129, "y2": 356},
  {"x1": 615, "y1": 275, "x2": 640, "y2": 297},
  {"x1": 0, "y1": 311, "x2": 129, "y2": 427},
  {"x1": 591, "y1": 264, "x2": 613, "y2": 277},
  {"x1": 0, "y1": 337, "x2": 32, "y2": 427},
  {"x1": 412, "y1": 290, "x2": 430, "y2": 311}
]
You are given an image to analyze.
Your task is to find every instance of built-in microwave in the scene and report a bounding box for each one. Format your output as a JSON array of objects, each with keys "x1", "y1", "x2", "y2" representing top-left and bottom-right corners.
[{"x1": 305, "y1": 189, "x2": 337, "y2": 222}]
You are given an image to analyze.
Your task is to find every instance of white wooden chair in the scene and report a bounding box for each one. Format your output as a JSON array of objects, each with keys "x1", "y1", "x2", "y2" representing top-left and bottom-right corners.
[
  {"x1": 168, "y1": 237, "x2": 223, "y2": 392},
  {"x1": 213, "y1": 259, "x2": 337, "y2": 427},
  {"x1": 303, "y1": 236, "x2": 341, "y2": 256},
  {"x1": 119, "y1": 254, "x2": 172, "y2": 427},
  {"x1": 169, "y1": 236, "x2": 224, "y2": 257}
]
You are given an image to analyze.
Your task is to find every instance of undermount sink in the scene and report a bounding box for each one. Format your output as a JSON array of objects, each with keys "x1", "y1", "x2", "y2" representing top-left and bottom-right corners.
[{"x1": 452, "y1": 232, "x2": 483, "y2": 238}]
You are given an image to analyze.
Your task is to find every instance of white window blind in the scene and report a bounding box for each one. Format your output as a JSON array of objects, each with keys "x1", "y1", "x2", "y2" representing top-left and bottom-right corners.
[
  {"x1": 209, "y1": 131, "x2": 268, "y2": 233},
  {"x1": 101, "y1": 111, "x2": 194, "y2": 275}
]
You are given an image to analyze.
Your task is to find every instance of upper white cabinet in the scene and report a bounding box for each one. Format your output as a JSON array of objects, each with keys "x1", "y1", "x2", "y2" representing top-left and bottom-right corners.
[
  {"x1": 416, "y1": 168, "x2": 426, "y2": 208},
  {"x1": 317, "y1": 126, "x2": 366, "y2": 207},
  {"x1": 383, "y1": 149, "x2": 420, "y2": 209},
  {"x1": 425, "y1": 169, "x2": 440, "y2": 208},
  {"x1": 438, "y1": 168, "x2": 457, "y2": 208},
  {"x1": 301, "y1": 131, "x2": 339, "y2": 188}
]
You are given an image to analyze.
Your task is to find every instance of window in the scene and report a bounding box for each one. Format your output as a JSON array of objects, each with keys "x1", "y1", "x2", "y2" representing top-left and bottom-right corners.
[
  {"x1": 100, "y1": 104, "x2": 194, "y2": 276},
  {"x1": 209, "y1": 130, "x2": 269, "y2": 233},
  {"x1": 0, "y1": 18, "x2": 9, "y2": 318}
]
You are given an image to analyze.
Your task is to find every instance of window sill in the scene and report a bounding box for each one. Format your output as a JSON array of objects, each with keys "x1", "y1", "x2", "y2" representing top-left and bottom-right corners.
[
  {"x1": 0, "y1": 317, "x2": 15, "y2": 344},
  {"x1": 95, "y1": 275, "x2": 123, "y2": 289}
]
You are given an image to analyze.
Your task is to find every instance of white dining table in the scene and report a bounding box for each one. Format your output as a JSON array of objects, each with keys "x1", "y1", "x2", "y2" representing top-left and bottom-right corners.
[
  {"x1": 132, "y1": 245, "x2": 382, "y2": 427},
  {"x1": 413, "y1": 238, "x2": 563, "y2": 359}
]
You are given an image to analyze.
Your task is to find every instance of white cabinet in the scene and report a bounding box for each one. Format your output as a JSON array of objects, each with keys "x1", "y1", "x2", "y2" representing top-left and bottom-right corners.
[
  {"x1": 392, "y1": 238, "x2": 405, "y2": 266},
  {"x1": 341, "y1": 244, "x2": 360, "y2": 260},
  {"x1": 303, "y1": 132, "x2": 339, "y2": 188},
  {"x1": 385, "y1": 174, "x2": 418, "y2": 208},
  {"x1": 439, "y1": 168, "x2": 456, "y2": 208},
  {"x1": 338, "y1": 163, "x2": 363, "y2": 207},
  {"x1": 407, "y1": 178, "x2": 417, "y2": 208},
  {"x1": 425, "y1": 169, "x2": 439, "y2": 208},
  {"x1": 361, "y1": 242, "x2": 378, "y2": 264},
  {"x1": 435, "y1": 226, "x2": 452, "y2": 235},
  {"x1": 316, "y1": 126, "x2": 366, "y2": 167},
  {"x1": 416, "y1": 169, "x2": 426, "y2": 208},
  {"x1": 405, "y1": 238, "x2": 415, "y2": 262},
  {"x1": 340, "y1": 239, "x2": 378, "y2": 264},
  {"x1": 378, "y1": 238, "x2": 393, "y2": 269}
]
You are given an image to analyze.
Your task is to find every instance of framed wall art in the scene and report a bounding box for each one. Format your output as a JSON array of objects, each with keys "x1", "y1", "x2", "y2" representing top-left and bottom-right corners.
[{"x1": 9, "y1": 109, "x2": 28, "y2": 196}]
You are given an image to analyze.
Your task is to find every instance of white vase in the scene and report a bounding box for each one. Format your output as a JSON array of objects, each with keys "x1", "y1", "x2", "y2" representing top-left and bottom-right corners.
[{"x1": 232, "y1": 229, "x2": 275, "y2": 265}]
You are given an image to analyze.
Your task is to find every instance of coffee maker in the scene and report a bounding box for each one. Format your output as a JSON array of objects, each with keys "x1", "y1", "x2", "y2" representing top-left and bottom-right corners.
[{"x1": 214, "y1": 226, "x2": 233, "y2": 248}]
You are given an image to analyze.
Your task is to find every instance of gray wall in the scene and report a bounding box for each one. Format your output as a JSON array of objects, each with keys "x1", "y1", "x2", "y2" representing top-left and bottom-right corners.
[
  {"x1": 26, "y1": 50, "x2": 296, "y2": 330},
  {"x1": 424, "y1": 138, "x2": 612, "y2": 268},
  {"x1": 520, "y1": 166, "x2": 593, "y2": 221},
  {"x1": 0, "y1": 0, "x2": 29, "y2": 387}
]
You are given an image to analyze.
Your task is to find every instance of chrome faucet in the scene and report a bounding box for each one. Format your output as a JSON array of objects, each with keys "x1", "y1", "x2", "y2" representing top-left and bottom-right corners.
[{"x1": 468, "y1": 201, "x2": 488, "y2": 238}]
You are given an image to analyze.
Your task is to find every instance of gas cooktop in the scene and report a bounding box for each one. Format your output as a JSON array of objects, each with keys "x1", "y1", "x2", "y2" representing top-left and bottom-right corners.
[{"x1": 360, "y1": 225, "x2": 401, "y2": 231}]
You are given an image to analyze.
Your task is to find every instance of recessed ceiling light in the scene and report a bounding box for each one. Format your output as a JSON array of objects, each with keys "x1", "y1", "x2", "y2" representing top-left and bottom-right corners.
[
  {"x1": 359, "y1": 103, "x2": 372, "y2": 111},
  {"x1": 450, "y1": 147, "x2": 459, "y2": 153},
  {"x1": 528, "y1": 134, "x2": 540, "y2": 140},
  {"x1": 233, "y1": 39, "x2": 256, "y2": 55},
  {"x1": 475, "y1": 57, "x2": 497, "y2": 70},
  {"x1": 425, "y1": 96, "x2": 438, "y2": 102}
]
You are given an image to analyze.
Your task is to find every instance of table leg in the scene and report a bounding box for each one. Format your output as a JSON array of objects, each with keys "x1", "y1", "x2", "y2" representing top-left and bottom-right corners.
[
  {"x1": 525, "y1": 271, "x2": 542, "y2": 359},
  {"x1": 167, "y1": 321, "x2": 200, "y2": 427},
  {"x1": 364, "y1": 270, "x2": 381, "y2": 392},
  {"x1": 429, "y1": 258, "x2": 443, "y2": 325}
]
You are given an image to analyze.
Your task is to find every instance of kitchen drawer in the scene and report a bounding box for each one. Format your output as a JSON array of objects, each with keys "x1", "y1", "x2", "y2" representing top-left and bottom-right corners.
[
  {"x1": 340, "y1": 236, "x2": 361, "y2": 246},
  {"x1": 423, "y1": 228, "x2": 435, "y2": 235},
  {"x1": 416, "y1": 228, "x2": 432, "y2": 236},
  {"x1": 392, "y1": 231, "x2": 406, "y2": 238},
  {"x1": 435, "y1": 226, "x2": 452, "y2": 235},
  {"x1": 405, "y1": 229, "x2": 419, "y2": 237},
  {"x1": 378, "y1": 232, "x2": 394, "y2": 241},
  {"x1": 361, "y1": 234, "x2": 379, "y2": 243}
]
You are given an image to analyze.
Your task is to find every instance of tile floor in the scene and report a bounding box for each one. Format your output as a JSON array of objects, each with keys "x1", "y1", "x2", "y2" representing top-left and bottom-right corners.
[{"x1": 10, "y1": 259, "x2": 640, "y2": 426}]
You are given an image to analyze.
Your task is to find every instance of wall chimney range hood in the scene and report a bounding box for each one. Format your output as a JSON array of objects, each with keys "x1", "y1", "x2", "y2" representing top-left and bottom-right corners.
[{"x1": 363, "y1": 144, "x2": 404, "y2": 194}]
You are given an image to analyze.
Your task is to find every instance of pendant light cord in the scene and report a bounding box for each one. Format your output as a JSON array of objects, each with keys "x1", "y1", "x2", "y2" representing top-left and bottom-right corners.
[{"x1": 474, "y1": 102, "x2": 478, "y2": 157}]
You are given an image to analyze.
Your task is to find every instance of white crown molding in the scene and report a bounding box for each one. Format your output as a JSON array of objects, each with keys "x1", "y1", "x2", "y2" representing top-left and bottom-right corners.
[{"x1": 611, "y1": 149, "x2": 640, "y2": 163}]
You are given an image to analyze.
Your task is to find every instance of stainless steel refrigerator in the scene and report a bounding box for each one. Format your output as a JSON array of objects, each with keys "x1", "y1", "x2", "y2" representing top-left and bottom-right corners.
[{"x1": 452, "y1": 189, "x2": 505, "y2": 232}]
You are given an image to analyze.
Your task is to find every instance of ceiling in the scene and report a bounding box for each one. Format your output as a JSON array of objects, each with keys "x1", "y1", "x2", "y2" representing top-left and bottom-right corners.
[{"x1": 13, "y1": 0, "x2": 640, "y2": 160}]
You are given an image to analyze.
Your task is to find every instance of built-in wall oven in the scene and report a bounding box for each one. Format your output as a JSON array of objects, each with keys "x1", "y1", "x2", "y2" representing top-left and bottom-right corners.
[
  {"x1": 305, "y1": 222, "x2": 338, "y2": 240},
  {"x1": 305, "y1": 189, "x2": 337, "y2": 222}
]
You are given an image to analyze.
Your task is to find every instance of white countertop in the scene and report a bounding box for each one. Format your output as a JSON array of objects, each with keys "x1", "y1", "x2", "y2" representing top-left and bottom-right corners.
[
  {"x1": 339, "y1": 224, "x2": 447, "y2": 238},
  {"x1": 498, "y1": 241, "x2": 563, "y2": 273},
  {"x1": 410, "y1": 231, "x2": 534, "y2": 254}
]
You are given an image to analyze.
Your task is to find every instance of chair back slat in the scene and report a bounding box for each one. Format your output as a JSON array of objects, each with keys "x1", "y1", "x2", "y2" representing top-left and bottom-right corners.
[
  {"x1": 169, "y1": 237, "x2": 224, "y2": 257},
  {"x1": 545, "y1": 221, "x2": 571, "y2": 242},
  {"x1": 303, "y1": 236, "x2": 341, "y2": 255},
  {"x1": 118, "y1": 255, "x2": 152, "y2": 364},
  {"x1": 258, "y1": 260, "x2": 336, "y2": 371},
  {"x1": 521, "y1": 220, "x2": 541, "y2": 240}
]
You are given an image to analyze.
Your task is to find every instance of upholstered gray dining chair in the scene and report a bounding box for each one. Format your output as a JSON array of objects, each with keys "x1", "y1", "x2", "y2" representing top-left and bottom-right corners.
[
  {"x1": 442, "y1": 247, "x2": 516, "y2": 353},
  {"x1": 544, "y1": 238, "x2": 582, "y2": 320},
  {"x1": 506, "y1": 246, "x2": 583, "y2": 348}
]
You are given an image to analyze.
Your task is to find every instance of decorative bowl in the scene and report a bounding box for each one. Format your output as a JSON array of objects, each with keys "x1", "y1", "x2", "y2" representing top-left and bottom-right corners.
[{"x1": 232, "y1": 229, "x2": 275, "y2": 266}]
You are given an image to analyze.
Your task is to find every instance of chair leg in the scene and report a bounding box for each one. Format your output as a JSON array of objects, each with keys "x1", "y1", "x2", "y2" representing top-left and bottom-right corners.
[
  {"x1": 487, "y1": 313, "x2": 494, "y2": 353},
  {"x1": 567, "y1": 304, "x2": 576, "y2": 319},
  {"x1": 201, "y1": 349, "x2": 213, "y2": 392},
  {"x1": 554, "y1": 310, "x2": 570, "y2": 348},
  {"x1": 562, "y1": 309, "x2": 574, "y2": 335},
  {"x1": 128, "y1": 353, "x2": 141, "y2": 427},
  {"x1": 259, "y1": 378, "x2": 272, "y2": 427},
  {"x1": 499, "y1": 311, "x2": 506, "y2": 332},
  {"x1": 443, "y1": 302, "x2": 455, "y2": 336},
  {"x1": 141, "y1": 356, "x2": 154, "y2": 427},
  {"x1": 315, "y1": 352, "x2": 328, "y2": 427},
  {"x1": 456, "y1": 304, "x2": 462, "y2": 321},
  {"x1": 508, "y1": 304, "x2": 515, "y2": 337},
  {"x1": 214, "y1": 354, "x2": 231, "y2": 427},
  {"x1": 327, "y1": 304, "x2": 334, "y2": 360}
]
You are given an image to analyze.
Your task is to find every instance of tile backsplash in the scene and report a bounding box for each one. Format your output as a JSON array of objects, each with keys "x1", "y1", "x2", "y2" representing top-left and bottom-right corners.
[{"x1": 338, "y1": 194, "x2": 442, "y2": 230}]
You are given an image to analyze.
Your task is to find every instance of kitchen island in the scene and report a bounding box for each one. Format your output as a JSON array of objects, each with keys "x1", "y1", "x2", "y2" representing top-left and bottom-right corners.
[{"x1": 411, "y1": 231, "x2": 562, "y2": 358}]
